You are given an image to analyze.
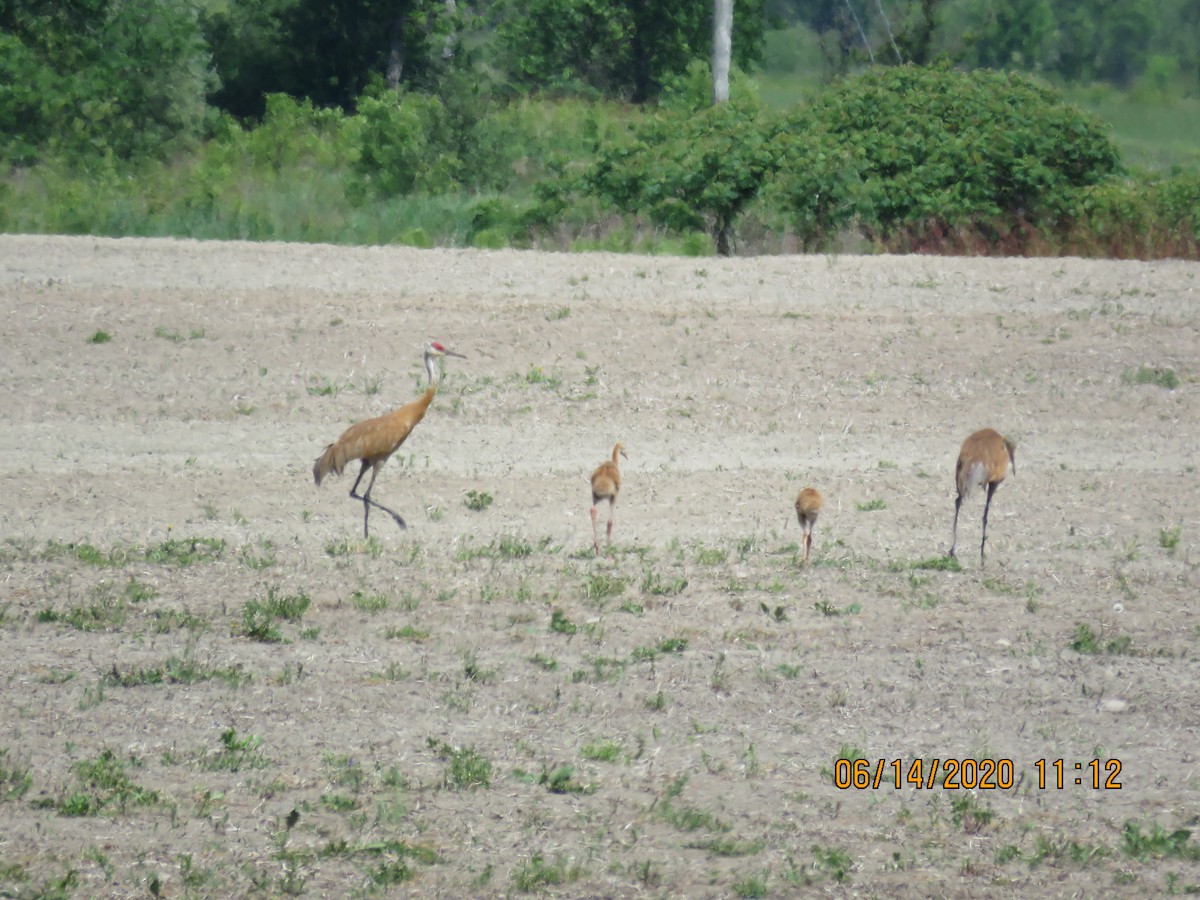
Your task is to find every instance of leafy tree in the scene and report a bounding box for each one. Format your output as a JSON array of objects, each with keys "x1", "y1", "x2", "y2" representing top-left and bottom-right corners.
[
  {"x1": 1, "y1": 0, "x2": 213, "y2": 163},
  {"x1": 492, "y1": 0, "x2": 767, "y2": 102},
  {"x1": 572, "y1": 79, "x2": 779, "y2": 252},
  {"x1": 1054, "y1": 0, "x2": 1155, "y2": 87},
  {"x1": 958, "y1": 0, "x2": 1054, "y2": 71},
  {"x1": 768, "y1": 65, "x2": 1122, "y2": 250},
  {"x1": 203, "y1": 0, "x2": 460, "y2": 118}
]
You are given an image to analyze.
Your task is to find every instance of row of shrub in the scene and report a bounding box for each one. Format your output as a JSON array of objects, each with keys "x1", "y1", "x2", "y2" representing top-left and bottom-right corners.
[{"x1": 2, "y1": 66, "x2": 1197, "y2": 258}]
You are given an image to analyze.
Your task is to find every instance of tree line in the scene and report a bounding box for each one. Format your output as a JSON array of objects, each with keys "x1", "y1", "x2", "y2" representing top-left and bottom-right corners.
[
  {"x1": 3, "y1": 0, "x2": 1199, "y2": 166},
  {"x1": 1, "y1": 0, "x2": 1198, "y2": 258}
]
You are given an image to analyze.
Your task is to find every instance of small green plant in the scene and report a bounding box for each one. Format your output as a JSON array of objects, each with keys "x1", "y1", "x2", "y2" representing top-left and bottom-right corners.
[
  {"x1": 349, "y1": 590, "x2": 389, "y2": 613},
  {"x1": 641, "y1": 569, "x2": 688, "y2": 595},
  {"x1": 463, "y1": 490, "x2": 493, "y2": 511},
  {"x1": 524, "y1": 365, "x2": 562, "y2": 389},
  {"x1": 323, "y1": 753, "x2": 366, "y2": 791},
  {"x1": 428, "y1": 740, "x2": 492, "y2": 790},
  {"x1": 655, "y1": 775, "x2": 731, "y2": 833},
  {"x1": 51, "y1": 749, "x2": 161, "y2": 816},
  {"x1": 1159, "y1": 524, "x2": 1182, "y2": 553},
  {"x1": 87, "y1": 330, "x2": 112, "y2": 344},
  {"x1": 732, "y1": 873, "x2": 769, "y2": 898},
  {"x1": 1069, "y1": 623, "x2": 1134, "y2": 655},
  {"x1": 511, "y1": 854, "x2": 584, "y2": 891},
  {"x1": 1121, "y1": 821, "x2": 1200, "y2": 859},
  {"x1": 950, "y1": 794, "x2": 994, "y2": 833},
  {"x1": 856, "y1": 498, "x2": 886, "y2": 512},
  {"x1": 144, "y1": 537, "x2": 226, "y2": 566},
  {"x1": 237, "y1": 586, "x2": 310, "y2": 642},
  {"x1": 631, "y1": 637, "x2": 688, "y2": 662},
  {"x1": 549, "y1": 609, "x2": 577, "y2": 635},
  {"x1": 204, "y1": 728, "x2": 269, "y2": 772},
  {"x1": 539, "y1": 765, "x2": 593, "y2": 794},
  {"x1": 384, "y1": 625, "x2": 430, "y2": 641},
  {"x1": 584, "y1": 573, "x2": 627, "y2": 600},
  {"x1": 580, "y1": 741, "x2": 621, "y2": 762},
  {"x1": 910, "y1": 555, "x2": 962, "y2": 571},
  {"x1": 0, "y1": 748, "x2": 32, "y2": 801},
  {"x1": 814, "y1": 600, "x2": 861, "y2": 617},
  {"x1": 646, "y1": 691, "x2": 668, "y2": 711},
  {"x1": 1122, "y1": 366, "x2": 1179, "y2": 389},
  {"x1": 811, "y1": 845, "x2": 853, "y2": 883}
]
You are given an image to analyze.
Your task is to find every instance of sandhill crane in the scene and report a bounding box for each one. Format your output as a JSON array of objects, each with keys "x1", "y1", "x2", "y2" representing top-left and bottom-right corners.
[
  {"x1": 949, "y1": 428, "x2": 1016, "y2": 566},
  {"x1": 794, "y1": 486, "x2": 824, "y2": 564},
  {"x1": 313, "y1": 340, "x2": 465, "y2": 538},
  {"x1": 590, "y1": 442, "x2": 627, "y2": 556}
]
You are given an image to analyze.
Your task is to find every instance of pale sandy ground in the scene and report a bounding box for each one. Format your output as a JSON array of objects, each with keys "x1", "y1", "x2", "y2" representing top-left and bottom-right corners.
[{"x1": 1, "y1": 234, "x2": 1198, "y2": 897}]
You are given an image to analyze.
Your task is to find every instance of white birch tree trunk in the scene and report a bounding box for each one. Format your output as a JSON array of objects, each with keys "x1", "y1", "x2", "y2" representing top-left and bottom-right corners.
[{"x1": 712, "y1": 0, "x2": 732, "y2": 104}]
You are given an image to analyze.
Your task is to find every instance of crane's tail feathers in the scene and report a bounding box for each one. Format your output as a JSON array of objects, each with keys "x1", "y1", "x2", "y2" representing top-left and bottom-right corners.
[
  {"x1": 313, "y1": 443, "x2": 346, "y2": 486},
  {"x1": 957, "y1": 460, "x2": 987, "y2": 500}
]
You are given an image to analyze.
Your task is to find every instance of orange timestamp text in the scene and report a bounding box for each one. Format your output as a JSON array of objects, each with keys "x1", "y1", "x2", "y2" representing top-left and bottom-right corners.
[{"x1": 833, "y1": 757, "x2": 1123, "y2": 791}]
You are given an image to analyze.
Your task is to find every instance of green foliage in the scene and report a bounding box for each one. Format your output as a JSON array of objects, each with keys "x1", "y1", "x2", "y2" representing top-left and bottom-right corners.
[
  {"x1": 428, "y1": 739, "x2": 492, "y2": 790},
  {"x1": 1121, "y1": 366, "x2": 1180, "y2": 390},
  {"x1": 237, "y1": 586, "x2": 310, "y2": 643},
  {"x1": 1069, "y1": 623, "x2": 1134, "y2": 655},
  {"x1": 492, "y1": 0, "x2": 766, "y2": 103},
  {"x1": 201, "y1": 0, "x2": 459, "y2": 118},
  {"x1": 350, "y1": 88, "x2": 460, "y2": 200},
  {"x1": 0, "y1": 748, "x2": 32, "y2": 801},
  {"x1": 56, "y1": 749, "x2": 160, "y2": 815},
  {"x1": 1061, "y1": 172, "x2": 1200, "y2": 258},
  {"x1": 1121, "y1": 821, "x2": 1200, "y2": 859},
  {"x1": 770, "y1": 66, "x2": 1122, "y2": 251},
  {"x1": 1, "y1": 0, "x2": 213, "y2": 163},
  {"x1": 574, "y1": 90, "x2": 779, "y2": 253}
]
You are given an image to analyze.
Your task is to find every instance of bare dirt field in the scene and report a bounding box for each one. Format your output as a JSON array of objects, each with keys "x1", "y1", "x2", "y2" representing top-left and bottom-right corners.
[{"x1": 1, "y1": 234, "x2": 1198, "y2": 898}]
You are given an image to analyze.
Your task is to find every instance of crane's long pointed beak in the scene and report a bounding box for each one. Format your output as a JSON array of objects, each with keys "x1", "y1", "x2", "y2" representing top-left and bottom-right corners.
[{"x1": 443, "y1": 349, "x2": 466, "y2": 359}]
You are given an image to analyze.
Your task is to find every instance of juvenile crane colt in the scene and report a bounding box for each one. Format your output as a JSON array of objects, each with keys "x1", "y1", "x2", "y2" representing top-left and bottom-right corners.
[
  {"x1": 794, "y1": 486, "x2": 824, "y2": 565},
  {"x1": 590, "y1": 442, "x2": 628, "y2": 556}
]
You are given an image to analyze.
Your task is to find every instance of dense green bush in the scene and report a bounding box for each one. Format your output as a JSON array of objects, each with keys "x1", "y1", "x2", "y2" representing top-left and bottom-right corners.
[
  {"x1": 565, "y1": 80, "x2": 780, "y2": 254},
  {"x1": 769, "y1": 66, "x2": 1123, "y2": 251},
  {"x1": 350, "y1": 89, "x2": 461, "y2": 200},
  {"x1": 1060, "y1": 173, "x2": 1200, "y2": 258}
]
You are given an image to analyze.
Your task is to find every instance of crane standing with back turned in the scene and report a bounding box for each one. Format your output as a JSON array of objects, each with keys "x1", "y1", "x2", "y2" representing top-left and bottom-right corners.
[
  {"x1": 949, "y1": 428, "x2": 1016, "y2": 566},
  {"x1": 313, "y1": 340, "x2": 465, "y2": 538}
]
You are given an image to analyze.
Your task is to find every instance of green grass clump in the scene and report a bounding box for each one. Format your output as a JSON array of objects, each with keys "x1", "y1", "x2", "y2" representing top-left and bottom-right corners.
[
  {"x1": 0, "y1": 749, "x2": 32, "y2": 801},
  {"x1": 47, "y1": 750, "x2": 160, "y2": 816},
  {"x1": 1121, "y1": 821, "x2": 1200, "y2": 859},
  {"x1": 1122, "y1": 366, "x2": 1179, "y2": 389},
  {"x1": 1069, "y1": 623, "x2": 1134, "y2": 655},
  {"x1": 464, "y1": 490, "x2": 493, "y2": 511},
  {"x1": 237, "y1": 586, "x2": 310, "y2": 642},
  {"x1": 428, "y1": 740, "x2": 492, "y2": 790},
  {"x1": 511, "y1": 854, "x2": 584, "y2": 891}
]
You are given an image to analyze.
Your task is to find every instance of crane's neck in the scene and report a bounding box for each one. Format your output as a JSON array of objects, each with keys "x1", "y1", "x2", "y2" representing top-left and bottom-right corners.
[{"x1": 423, "y1": 351, "x2": 440, "y2": 390}]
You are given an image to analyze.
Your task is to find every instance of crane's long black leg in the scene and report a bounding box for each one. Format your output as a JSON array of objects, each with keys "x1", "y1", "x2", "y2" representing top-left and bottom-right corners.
[
  {"x1": 949, "y1": 495, "x2": 963, "y2": 559},
  {"x1": 980, "y1": 482, "x2": 997, "y2": 567},
  {"x1": 350, "y1": 462, "x2": 407, "y2": 536}
]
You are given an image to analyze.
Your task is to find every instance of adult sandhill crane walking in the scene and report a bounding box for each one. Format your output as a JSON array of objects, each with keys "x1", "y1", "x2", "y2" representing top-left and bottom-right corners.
[
  {"x1": 949, "y1": 428, "x2": 1016, "y2": 566},
  {"x1": 313, "y1": 341, "x2": 465, "y2": 538},
  {"x1": 794, "y1": 486, "x2": 824, "y2": 564},
  {"x1": 590, "y1": 442, "x2": 628, "y2": 556}
]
